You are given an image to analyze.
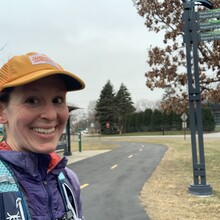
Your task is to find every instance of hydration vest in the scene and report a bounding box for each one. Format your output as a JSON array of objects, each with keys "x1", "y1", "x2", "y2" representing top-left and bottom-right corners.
[{"x1": 0, "y1": 159, "x2": 82, "y2": 220}]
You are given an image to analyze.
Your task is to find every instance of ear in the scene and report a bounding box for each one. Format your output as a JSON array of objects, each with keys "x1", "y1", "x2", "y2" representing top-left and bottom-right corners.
[{"x1": 0, "y1": 104, "x2": 8, "y2": 124}]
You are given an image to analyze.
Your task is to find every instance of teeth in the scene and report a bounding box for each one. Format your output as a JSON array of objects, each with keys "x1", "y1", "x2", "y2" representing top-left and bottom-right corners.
[{"x1": 32, "y1": 127, "x2": 55, "y2": 134}]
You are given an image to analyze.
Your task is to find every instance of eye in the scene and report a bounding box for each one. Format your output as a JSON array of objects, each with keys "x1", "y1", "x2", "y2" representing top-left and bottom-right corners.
[
  {"x1": 53, "y1": 96, "x2": 65, "y2": 105},
  {"x1": 25, "y1": 97, "x2": 40, "y2": 105}
]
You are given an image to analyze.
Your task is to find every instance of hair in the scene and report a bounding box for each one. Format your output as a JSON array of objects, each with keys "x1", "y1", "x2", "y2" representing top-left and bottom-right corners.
[
  {"x1": 0, "y1": 87, "x2": 13, "y2": 104},
  {"x1": 0, "y1": 87, "x2": 13, "y2": 141}
]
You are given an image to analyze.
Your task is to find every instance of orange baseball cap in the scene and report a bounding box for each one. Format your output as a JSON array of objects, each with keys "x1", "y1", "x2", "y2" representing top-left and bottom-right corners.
[{"x1": 0, "y1": 52, "x2": 85, "y2": 92}]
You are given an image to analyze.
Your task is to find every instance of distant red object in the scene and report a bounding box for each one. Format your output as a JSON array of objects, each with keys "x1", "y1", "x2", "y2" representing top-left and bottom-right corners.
[{"x1": 106, "y1": 122, "x2": 110, "y2": 129}]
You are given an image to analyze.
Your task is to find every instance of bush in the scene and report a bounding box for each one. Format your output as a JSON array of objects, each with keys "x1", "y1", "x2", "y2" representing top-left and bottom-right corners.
[{"x1": 202, "y1": 107, "x2": 215, "y2": 132}]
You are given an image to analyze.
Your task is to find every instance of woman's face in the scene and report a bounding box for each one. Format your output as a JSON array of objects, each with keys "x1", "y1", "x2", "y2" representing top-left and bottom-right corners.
[{"x1": 0, "y1": 75, "x2": 69, "y2": 153}]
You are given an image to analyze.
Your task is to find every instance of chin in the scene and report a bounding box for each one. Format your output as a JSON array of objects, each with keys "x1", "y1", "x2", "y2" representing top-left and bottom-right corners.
[{"x1": 32, "y1": 144, "x2": 57, "y2": 154}]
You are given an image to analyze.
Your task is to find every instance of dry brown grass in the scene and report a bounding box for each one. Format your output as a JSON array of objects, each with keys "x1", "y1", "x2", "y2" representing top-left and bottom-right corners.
[
  {"x1": 138, "y1": 137, "x2": 220, "y2": 220},
  {"x1": 70, "y1": 135, "x2": 119, "y2": 151}
]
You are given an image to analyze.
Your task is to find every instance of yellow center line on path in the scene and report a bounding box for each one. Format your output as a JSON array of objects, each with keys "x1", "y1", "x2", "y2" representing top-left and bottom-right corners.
[
  {"x1": 80, "y1": 184, "x2": 90, "y2": 190},
  {"x1": 111, "y1": 164, "x2": 118, "y2": 170},
  {"x1": 128, "y1": 155, "x2": 133, "y2": 159}
]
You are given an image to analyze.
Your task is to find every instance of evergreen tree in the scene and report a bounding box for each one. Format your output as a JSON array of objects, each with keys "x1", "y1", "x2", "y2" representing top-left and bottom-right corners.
[
  {"x1": 135, "y1": 111, "x2": 144, "y2": 132},
  {"x1": 126, "y1": 113, "x2": 137, "y2": 132},
  {"x1": 143, "y1": 108, "x2": 153, "y2": 131},
  {"x1": 150, "y1": 109, "x2": 164, "y2": 131},
  {"x1": 167, "y1": 111, "x2": 182, "y2": 130},
  {"x1": 114, "y1": 83, "x2": 135, "y2": 133},
  {"x1": 162, "y1": 111, "x2": 169, "y2": 131},
  {"x1": 202, "y1": 107, "x2": 215, "y2": 132},
  {"x1": 95, "y1": 80, "x2": 116, "y2": 134}
]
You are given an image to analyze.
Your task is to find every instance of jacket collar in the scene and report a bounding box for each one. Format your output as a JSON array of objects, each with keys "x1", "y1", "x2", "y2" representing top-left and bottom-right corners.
[{"x1": 0, "y1": 141, "x2": 67, "y2": 176}]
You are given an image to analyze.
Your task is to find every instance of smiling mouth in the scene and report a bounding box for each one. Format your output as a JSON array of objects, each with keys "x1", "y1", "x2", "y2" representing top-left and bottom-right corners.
[{"x1": 32, "y1": 127, "x2": 55, "y2": 134}]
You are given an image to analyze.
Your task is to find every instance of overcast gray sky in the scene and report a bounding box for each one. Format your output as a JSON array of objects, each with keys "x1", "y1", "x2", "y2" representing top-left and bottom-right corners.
[{"x1": 0, "y1": 0, "x2": 164, "y2": 109}]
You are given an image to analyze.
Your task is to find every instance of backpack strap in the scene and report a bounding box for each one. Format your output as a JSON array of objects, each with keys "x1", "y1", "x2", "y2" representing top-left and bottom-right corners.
[
  {"x1": 58, "y1": 171, "x2": 82, "y2": 220},
  {"x1": 0, "y1": 159, "x2": 31, "y2": 220}
]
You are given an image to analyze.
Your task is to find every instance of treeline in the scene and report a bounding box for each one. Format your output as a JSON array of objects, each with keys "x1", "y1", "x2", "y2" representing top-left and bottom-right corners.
[
  {"x1": 125, "y1": 107, "x2": 215, "y2": 133},
  {"x1": 94, "y1": 80, "x2": 216, "y2": 135},
  {"x1": 126, "y1": 109, "x2": 182, "y2": 132}
]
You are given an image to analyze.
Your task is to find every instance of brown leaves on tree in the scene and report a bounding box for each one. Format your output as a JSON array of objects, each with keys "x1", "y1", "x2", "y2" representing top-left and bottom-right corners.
[{"x1": 133, "y1": 0, "x2": 220, "y2": 113}]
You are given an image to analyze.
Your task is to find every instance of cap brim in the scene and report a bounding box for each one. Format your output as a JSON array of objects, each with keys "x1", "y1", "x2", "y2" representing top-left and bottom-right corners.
[{"x1": 2, "y1": 69, "x2": 85, "y2": 91}]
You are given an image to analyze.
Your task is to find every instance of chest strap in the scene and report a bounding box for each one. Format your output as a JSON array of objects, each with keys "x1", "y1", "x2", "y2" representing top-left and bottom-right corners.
[{"x1": 58, "y1": 172, "x2": 82, "y2": 220}]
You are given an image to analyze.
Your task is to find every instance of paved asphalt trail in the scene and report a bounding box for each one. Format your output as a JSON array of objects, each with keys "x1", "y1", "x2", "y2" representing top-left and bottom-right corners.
[{"x1": 68, "y1": 142, "x2": 167, "y2": 220}]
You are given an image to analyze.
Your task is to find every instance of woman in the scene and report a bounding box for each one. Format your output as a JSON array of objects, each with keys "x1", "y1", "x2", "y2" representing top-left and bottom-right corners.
[{"x1": 0, "y1": 52, "x2": 85, "y2": 220}]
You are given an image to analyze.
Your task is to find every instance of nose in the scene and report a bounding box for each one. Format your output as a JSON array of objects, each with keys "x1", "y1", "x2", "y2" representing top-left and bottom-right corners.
[{"x1": 40, "y1": 103, "x2": 57, "y2": 120}]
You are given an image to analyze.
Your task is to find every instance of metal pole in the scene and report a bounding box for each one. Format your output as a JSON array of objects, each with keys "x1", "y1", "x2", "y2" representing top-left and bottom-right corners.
[
  {"x1": 64, "y1": 118, "x2": 72, "y2": 156},
  {"x1": 78, "y1": 128, "x2": 82, "y2": 152},
  {"x1": 182, "y1": 0, "x2": 212, "y2": 195}
]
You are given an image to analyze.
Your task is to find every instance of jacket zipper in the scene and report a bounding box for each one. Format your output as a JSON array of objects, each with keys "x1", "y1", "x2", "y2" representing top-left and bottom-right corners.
[{"x1": 43, "y1": 180, "x2": 54, "y2": 220}]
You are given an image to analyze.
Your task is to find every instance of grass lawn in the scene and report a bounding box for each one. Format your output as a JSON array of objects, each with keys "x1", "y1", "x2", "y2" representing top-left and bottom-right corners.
[{"x1": 138, "y1": 136, "x2": 220, "y2": 220}]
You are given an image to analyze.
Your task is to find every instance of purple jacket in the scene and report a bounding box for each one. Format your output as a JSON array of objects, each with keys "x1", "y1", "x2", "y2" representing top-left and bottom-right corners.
[{"x1": 0, "y1": 143, "x2": 84, "y2": 220}]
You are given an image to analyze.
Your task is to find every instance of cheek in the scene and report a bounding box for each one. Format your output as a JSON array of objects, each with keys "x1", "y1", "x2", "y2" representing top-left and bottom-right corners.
[
  {"x1": 9, "y1": 113, "x2": 32, "y2": 132},
  {"x1": 60, "y1": 108, "x2": 69, "y2": 124},
  {"x1": 7, "y1": 107, "x2": 29, "y2": 126},
  {"x1": 5, "y1": 112, "x2": 31, "y2": 141}
]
